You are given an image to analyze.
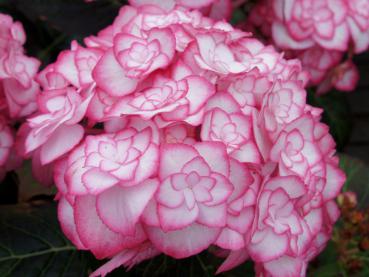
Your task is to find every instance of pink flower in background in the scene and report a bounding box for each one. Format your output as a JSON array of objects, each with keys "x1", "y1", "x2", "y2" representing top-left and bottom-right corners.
[
  {"x1": 290, "y1": 47, "x2": 343, "y2": 85},
  {"x1": 0, "y1": 13, "x2": 40, "y2": 119},
  {"x1": 0, "y1": 13, "x2": 40, "y2": 181},
  {"x1": 0, "y1": 14, "x2": 26, "y2": 49},
  {"x1": 246, "y1": 0, "x2": 369, "y2": 94},
  {"x1": 0, "y1": 117, "x2": 14, "y2": 180},
  {"x1": 317, "y1": 60, "x2": 360, "y2": 94},
  {"x1": 271, "y1": 0, "x2": 349, "y2": 51}
]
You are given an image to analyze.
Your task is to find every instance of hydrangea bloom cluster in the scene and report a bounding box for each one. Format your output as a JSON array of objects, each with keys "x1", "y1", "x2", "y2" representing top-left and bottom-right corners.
[
  {"x1": 247, "y1": 0, "x2": 369, "y2": 94},
  {"x1": 0, "y1": 13, "x2": 40, "y2": 180},
  {"x1": 19, "y1": 3, "x2": 345, "y2": 276}
]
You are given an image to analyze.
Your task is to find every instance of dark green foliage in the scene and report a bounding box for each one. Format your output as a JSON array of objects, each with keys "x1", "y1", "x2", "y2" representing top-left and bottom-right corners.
[
  {"x1": 308, "y1": 90, "x2": 352, "y2": 151},
  {"x1": 0, "y1": 202, "x2": 93, "y2": 276},
  {"x1": 0, "y1": 202, "x2": 255, "y2": 277},
  {"x1": 339, "y1": 154, "x2": 369, "y2": 208},
  {"x1": 0, "y1": 0, "x2": 126, "y2": 66}
]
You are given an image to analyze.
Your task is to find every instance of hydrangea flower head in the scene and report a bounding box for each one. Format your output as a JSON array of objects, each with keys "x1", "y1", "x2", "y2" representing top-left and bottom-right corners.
[
  {"x1": 20, "y1": 2, "x2": 345, "y2": 276},
  {"x1": 247, "y1": 0, "x2": 368, "y2": 94},
  {"x1": 0, "y1": 13, "x2": 40, "y2": 181}
]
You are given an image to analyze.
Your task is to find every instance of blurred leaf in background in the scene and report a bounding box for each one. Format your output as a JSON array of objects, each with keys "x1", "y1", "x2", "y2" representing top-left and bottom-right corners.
[
  {"x1": 0, "y1": 202, "x2": 256, "y2": 277},
  {"x1": 309, "y1": 155, "x2": 369, "y2": 277},
  {"x1": 0, "y1": 0, "x2": 126, "y2": 66},
  {"x1": 308, "y1": 90, "x2": 353, "y2": 151},
  {"x1": 0, "y1": 202, "x2": 93, "y2": 276},
  {"x1": 339, "y1": 154, "x2": 369, "y2": 208}
]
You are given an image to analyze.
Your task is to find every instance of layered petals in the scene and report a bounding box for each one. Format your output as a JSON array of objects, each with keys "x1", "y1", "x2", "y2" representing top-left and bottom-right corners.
[{"x1": 41, "y1": 3, "x2": 346, "y2": 276}]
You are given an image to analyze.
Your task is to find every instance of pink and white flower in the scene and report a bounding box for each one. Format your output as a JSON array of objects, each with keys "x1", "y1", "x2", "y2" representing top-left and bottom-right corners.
[
  {"x1": 292, "y1": 46, "x2": 343, "y2": 85},
  {"x1": 90, "y1": 242, "x2": 161, "y2": 277},
  {"x1": 252, "y1": 197, "x2": 341, "y2": 277},
  {"x1": 247, "y1": 175, "x2": 322, "y2": 265},
  {"x1": 161, "y1": 123, "x2": 197, "y2": 144},
  {"x1": 201, "y1": 93, "x2": 260, "y2": 163},
  {"x1": 194, "y1": 33, "x2": 249, "y2": 75},
  {"x1": 52, "y1": 41, "x2": 103, "y2": 89},
  {"x1": 215, "y1": 162, "x2": 260, "y2": 250},
  {"x1": 0, "y1": 13, "x2": 40, "y2": 119},
  {"x1": 56, "y1": 126, "x2": 160, "y2": 259},
  {"x1": 246, "y1": 0, "x2": 369, "y2": 93},
  {"x1": 16, "y1": 3, "x2": 345, "y2": 276},
  {"x1": 17, "y1": 85, "x2": 94, "y2": 165},
  {"x1": 271, "y1": 0, "x2": 349, "y2": 51},
  {"x1": 143, "y1": 142, "x2": 236, "y2": 258},
  {"x1": 269, "y1": 116, "x2": 324, "y2": 179},
  {"x1": 317, "y1": 60, "x2": 360, "y2": 94},
  {"x1": 60, "y1": 126, "x2": 159, "y2": 195},
  {"x1": 347, "y1": 0, "x2": 369, "y2": 53},
  {"x1": 261, "y1": 80, "x2": 306, "y2": 134},
  {"x1": 226, "y1": 71, "x2": 273, "y2": 113},
  {"x1": 93, "y1": 28, "x2": 175, "y2": 97},
  {"x1": 0, "y1": 13, "x2": 41, "y2": 181},
  {"x1": 57, "y1": 193, "x2": 150, "y2": 259},
  {"x1": 109, "y1": 60, "x2": 215, "y2": 126}
]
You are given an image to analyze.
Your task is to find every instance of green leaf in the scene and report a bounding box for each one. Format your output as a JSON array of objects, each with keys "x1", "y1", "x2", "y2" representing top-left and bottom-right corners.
[
  {"x1": 0, "y1": 0, "x2": 127, "y2": 65},
  {"x1": 308, "y1": 90, "x2": 352, "y2": 151},
  {"x1": 307, "y1": 242, "x2": 341, "y2": 277},
  {"x1": 230, "y1": 9, "x2": 246, "y2": 25},
  {"x1": 98, "y1": 250, "x2": 254, "y2": 277},
  {"x1": 308, "y1": 263, "x2": 341, "y2": 277},
  {"x1": 0, "y1": 202, "x2": 253, "y2": 277},
  {"x1": 0, "y1": 202, "x2": 93, "y2": 277},
  {"x1": 339, "y1": 154, "x2": 369, "y2": 208}
]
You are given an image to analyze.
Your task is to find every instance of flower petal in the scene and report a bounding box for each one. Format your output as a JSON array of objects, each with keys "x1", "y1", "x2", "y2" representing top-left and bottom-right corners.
[
  {"x1": 93, "y1": 49, "x2": 138, "y2": 97},
  {"x1": 96, "y1": 179, "x2": 159, "y2": 236},
  {"x1": 145, "y1": 223, "x2": 220, "y2": 259},
  {"x1": 40, "y1": 124, "x2": 84, "y2": 165}
]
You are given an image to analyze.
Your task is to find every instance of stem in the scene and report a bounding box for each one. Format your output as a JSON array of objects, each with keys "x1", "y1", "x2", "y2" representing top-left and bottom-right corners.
[{"x1": 0, "y1": 245, "x2": 76, "y2": 262}]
